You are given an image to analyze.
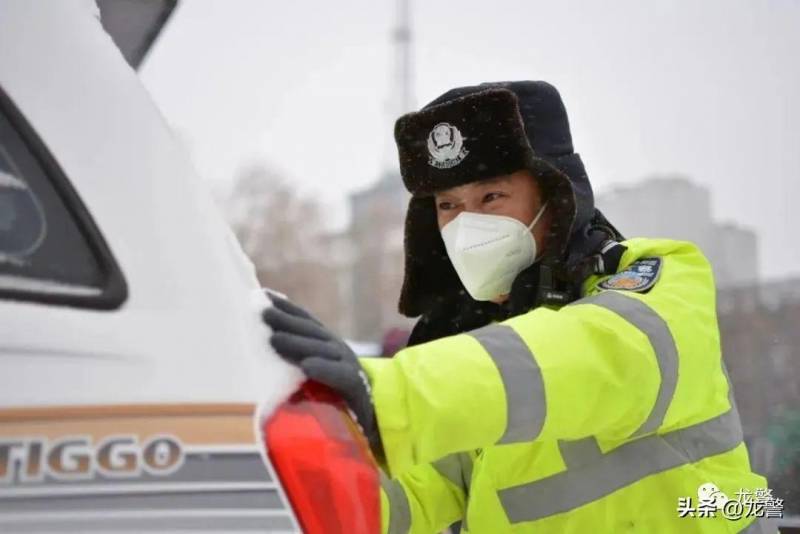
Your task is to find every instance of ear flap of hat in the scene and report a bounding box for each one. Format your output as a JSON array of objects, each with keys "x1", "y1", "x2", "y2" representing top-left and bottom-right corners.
[{"x1": 398, "y1": 196, "x2": 462, "y2": 317}]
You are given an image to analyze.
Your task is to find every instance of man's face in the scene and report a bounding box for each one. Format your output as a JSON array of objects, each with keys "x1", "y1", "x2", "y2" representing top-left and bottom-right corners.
[{"x1": 434, "y1": 169, "x2": 551, "y2": 252}]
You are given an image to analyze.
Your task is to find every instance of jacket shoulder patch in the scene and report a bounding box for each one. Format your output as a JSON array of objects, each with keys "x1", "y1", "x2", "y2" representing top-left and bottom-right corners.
[{"x1": 598, "y1": 257, "x2": 662, "y2": 293}]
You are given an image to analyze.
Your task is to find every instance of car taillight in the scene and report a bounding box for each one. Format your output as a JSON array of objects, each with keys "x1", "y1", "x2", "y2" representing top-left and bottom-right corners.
[{"x1": 264, "y1": 381, "x2": 380, "y2": 534}]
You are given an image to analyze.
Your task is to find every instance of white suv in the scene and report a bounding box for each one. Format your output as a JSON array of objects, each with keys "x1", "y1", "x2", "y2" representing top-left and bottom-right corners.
[{"x1": 0, "y1": 2, "x2": 379, "y2": 532}]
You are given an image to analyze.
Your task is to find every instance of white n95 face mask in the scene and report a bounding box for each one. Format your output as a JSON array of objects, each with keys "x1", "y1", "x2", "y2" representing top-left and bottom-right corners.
[{"x1": 441, "y1": 203, "x2": 548, "y2": 301}]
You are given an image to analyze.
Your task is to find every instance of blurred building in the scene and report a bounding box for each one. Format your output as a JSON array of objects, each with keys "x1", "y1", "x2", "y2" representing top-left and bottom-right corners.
[
  {"x1": 596, "y1": 176, "x2": 758, "y2": 287},
  {"x1": 718, "y1": 278, "x2": 800, "y2": 506},
  {"x1": 319, "y1": 229, "x2": 357, "y2": 338},
  {"x1": 719, "y1": 279, "x2": 800, "y2": 462},
  {"x1": 320, "y1": 171, "x2": 412, "y2": 344},
  {"x1": 347, "y1": 171, "x2": 412, "y2": 341}
]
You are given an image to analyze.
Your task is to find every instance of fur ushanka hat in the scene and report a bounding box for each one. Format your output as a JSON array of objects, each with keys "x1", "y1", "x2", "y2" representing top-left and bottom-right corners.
[{"x1": 395, "y1": 81, "x2": 604, "y2": 318}]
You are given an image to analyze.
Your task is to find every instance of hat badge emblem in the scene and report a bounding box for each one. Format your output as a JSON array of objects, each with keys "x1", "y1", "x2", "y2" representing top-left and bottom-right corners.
[{"x1": 427, "y1": 122, "x2": 469, "y2": 169}]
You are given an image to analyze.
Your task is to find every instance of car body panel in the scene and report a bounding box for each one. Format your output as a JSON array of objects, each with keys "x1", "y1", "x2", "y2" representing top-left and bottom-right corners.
[
  {"x1": 0, "y1": 0, "x2": 301, "y2": 405},
  {"x1": 0, "y1": 403, "x2": 298, "y2": 532},
  {"x1": 0, "y1": 1, "x2": 304, "y2": 531}
]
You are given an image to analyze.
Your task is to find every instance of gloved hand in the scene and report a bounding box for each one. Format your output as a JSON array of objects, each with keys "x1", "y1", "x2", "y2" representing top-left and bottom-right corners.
[{"x1": 262, "y1": 295, "x2": 382, "y2": 454}]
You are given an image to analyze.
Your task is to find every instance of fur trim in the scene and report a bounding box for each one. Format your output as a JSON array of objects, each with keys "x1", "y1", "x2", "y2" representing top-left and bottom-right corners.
[
  {"x1": 398, "y1": 196, "x2": 460, "y2": 317},
  {"x1": 395, "y1": 89, "x2": 533, "y2": 196}
]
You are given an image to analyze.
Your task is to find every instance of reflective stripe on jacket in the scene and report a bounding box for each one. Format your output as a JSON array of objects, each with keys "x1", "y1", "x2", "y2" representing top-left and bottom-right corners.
[{"x1": 360, "y1": 238, "x2": 771, "y2": 534}]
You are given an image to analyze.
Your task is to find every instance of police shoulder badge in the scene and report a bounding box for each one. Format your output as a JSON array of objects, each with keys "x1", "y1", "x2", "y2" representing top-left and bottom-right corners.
[
  {"x1": 427, "y1": 122, "x2": 469, "y2": 169},
  {"x1": 598, "y1": 257, "x2": 662, "y2": 293}
]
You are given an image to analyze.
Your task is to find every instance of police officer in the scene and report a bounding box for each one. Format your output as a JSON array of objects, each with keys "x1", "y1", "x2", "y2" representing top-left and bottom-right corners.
[{"x1": 263, "y1": 81, "x2": 770, "y2": 533}]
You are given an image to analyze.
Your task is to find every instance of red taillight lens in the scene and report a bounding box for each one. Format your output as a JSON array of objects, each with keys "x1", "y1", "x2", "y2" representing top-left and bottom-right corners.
[{"x1": 265, "y1": 381, "x2": 380, "y2": 534}]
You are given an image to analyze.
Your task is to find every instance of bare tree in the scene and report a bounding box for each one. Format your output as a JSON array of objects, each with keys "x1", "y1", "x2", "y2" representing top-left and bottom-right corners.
[{"x1": 225, "y1": 163, "x2": 341, "y2": 328}]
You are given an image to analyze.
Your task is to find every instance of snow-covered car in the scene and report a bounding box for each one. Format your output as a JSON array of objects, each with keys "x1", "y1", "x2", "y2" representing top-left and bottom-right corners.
[{"x1": 0, "y1": 2, "x2": 378, "y2": 532}]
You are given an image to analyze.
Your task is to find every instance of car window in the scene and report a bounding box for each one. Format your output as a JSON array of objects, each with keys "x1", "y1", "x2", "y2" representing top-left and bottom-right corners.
[{"x1": 0, "y1": 89, "x2": 126, "y2": 309}]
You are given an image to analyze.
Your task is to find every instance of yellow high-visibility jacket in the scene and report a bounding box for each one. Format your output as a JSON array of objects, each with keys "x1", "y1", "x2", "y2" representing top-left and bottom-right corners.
[{"x1": 360, "y1": 238, "x2": 771, "y2": 534}]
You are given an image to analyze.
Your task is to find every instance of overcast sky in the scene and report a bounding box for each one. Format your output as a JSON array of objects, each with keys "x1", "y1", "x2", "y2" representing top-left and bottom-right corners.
[{"x1": 140, "y1": 0, "x2": 800, "y2": 281}]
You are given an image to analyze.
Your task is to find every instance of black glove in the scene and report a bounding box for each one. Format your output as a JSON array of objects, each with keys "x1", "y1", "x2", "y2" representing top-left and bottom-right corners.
[{"x1": 262, "y1": 295, "x2": 382, "y2": 454}]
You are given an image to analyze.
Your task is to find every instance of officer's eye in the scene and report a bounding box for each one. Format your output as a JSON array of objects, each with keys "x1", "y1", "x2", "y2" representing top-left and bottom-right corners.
[
  {"x1": 437, "y1": 200, "x2": 456, "y2": 211},
  {"x1": 483, "y1": 192, "x2": 505, "y2": 203}
]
